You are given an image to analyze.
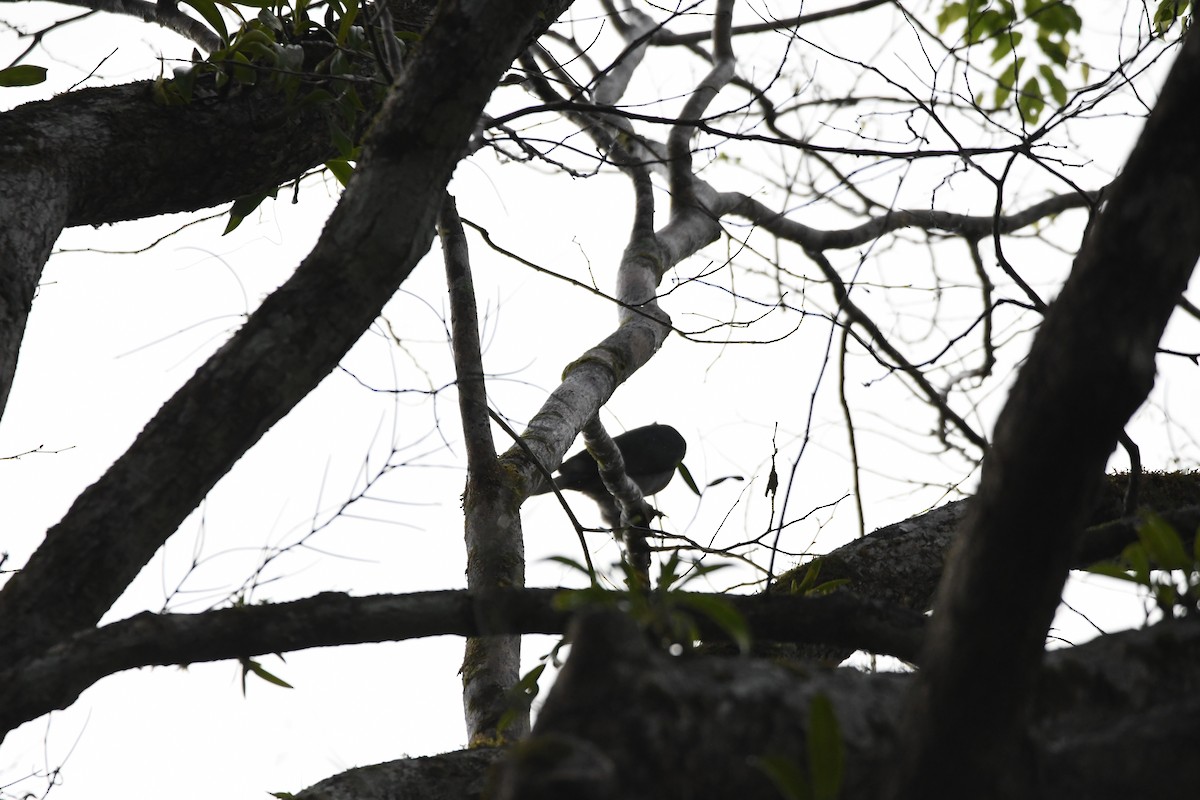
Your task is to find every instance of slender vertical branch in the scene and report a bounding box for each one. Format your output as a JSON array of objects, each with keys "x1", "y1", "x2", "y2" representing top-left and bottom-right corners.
[
  {"x1": 441, "y1": 195, "x2": 495, "y2": 468},
  {"x1": 439, "y1": 196, "x2": 526, "y2": 743},
  {"x1": 837, "y1": 324, "x2": 866, "y2": 539}
]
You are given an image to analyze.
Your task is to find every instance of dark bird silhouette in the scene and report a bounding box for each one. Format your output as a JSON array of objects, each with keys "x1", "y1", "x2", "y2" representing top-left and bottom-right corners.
[{"x1": 531, "y1": 424, "x2": 687, "y2": 525}]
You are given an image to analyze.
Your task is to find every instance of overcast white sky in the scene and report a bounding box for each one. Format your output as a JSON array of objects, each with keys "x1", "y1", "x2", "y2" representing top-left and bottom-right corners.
[{"x1": 2, "y1": 2, "x2": 1195, "y2": 798}]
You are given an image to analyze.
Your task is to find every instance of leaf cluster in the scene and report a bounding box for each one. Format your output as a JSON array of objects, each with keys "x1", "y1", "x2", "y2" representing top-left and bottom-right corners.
[
  {"x1": 552, "y1": 552, "x2": 753, "y2": 655},
  {"x1": 1152, "y1": 0, "x2": 1193, "y2": 36},
  {"x1": 152, "y1": 0, "x2": 411, "y2": 230},
  {"x1": 936, "y1": 0, "x2": 1084, "y2": 123},
  {"x1": 777, "y1": 558, "x2": 850, "y2": 598},
  {"x1": 1088, "y1": 512, "x2": 1200, "y2": 618}
]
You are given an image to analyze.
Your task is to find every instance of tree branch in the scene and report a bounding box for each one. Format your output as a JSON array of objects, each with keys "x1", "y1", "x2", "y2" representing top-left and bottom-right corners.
[
  {"x1": 0, "y1": 0, "x2": 573, "y2": 662},
  {"x1": 651, "y1": 0, "x2": 890, "y2": 46},
  {"x1": 889, "y1": 27, "x2": 1200, "y2": 797},
  {"x1": 440, "y1": 194, "x2": 528, "y2": 742},
  {"x1": 727, "y1": 187, "x2": 1099, "y2": 251},
  {"x1": 0, "y1": 587, "x2": 924, "y2": 738},
  {"x1": 40, "y1": 0, "x2": 223, "y2": 51},
  {"x1": 490, "y1": 609, "x2": 1200, "y2": 799}
]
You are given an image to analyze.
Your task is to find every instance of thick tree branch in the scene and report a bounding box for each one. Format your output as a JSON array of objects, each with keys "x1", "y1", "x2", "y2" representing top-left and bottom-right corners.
[
  {"x1": 43, "y1": 0, "x2": 224, "y2": 50},
  {"x1": 0, "y1": 0, "x2": 573, "y2": 662},
  {"x1": 0, "y1": 167, "x2": 68, "y2": 421},
  {"x1": 0, "y1": 587, "x2": 924, "y2": 738},
  {"x1": 0, "y1": 0, "x2": 572, "y2": 427},
  {"x1": 490, "y1": 610, "x2": 1200, "y2": 800},
  {"x1": 0, "y1": 84, "x2": 335, "y2": 422},
  {"x1": 890, "y1": 28, "x2": 1200, "y2": 798}
]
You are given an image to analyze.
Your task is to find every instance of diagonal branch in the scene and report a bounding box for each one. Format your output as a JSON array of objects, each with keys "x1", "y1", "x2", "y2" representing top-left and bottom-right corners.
[
  {"x1": 888, "y1": 27, "x2": 1200, "y2": 798},
  {"x1": 41, "y1": 0, "x2": 224, "y2": 51},
  {"x1": 651, "y1": 0, "x2": 890, "y2": 46},
  {"x1": 0, "y1": 0, "x2": 572, "y2": 663},
  {"x1": 804, "y1": 248, "x2": 988, "y2": 450}
]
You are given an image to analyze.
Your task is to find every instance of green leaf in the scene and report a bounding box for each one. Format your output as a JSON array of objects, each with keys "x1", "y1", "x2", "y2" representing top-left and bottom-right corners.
[
  {"x1": 807, "y1": 694, "x2": 844, "y2": 800},
  {"x1": 224, "y1": 188, "x2": 276, "y2": 234},
  {"x1": 229, "y1": 51, "x2": 258, "y2": 84},
  {"x1": 677, "y1": 461, "x2": 701, "y2": 496},
  {"x1": 336, "y1": 0, "x2": 361, "y2": 46},
  {"x1": 1085, "y1": 562, "x2": 1143, "y2": 584},
  {"x1": 1027, "y1": 1, "x2": 1081, "y2": 35},
  {"x1": 1123, "y1": 542, "x2": 1152, "y2": 584},
  {"x1": 1038, "y1": 64, "x2": 1068, "y2": 105},
  {"x1": 808, "y1": 577, "x2": 851, "y2": 596},
  {"x1": 324, "y1": 158, "x2": 355, "y2": 187},
  {"x1": 752, "y1": 755, "x2": 813, "y2": 800},
  {"x1": 657, "y1": 551, "x2": 684, "y2": 590},
  {"x1": 0, "y1": 64, "x2": 47, "y2": 87},
  {"x1": 327, "y1": 119, "x2": 355, "y2": 159},
  {"x1": 936, "y1": 2, "x2": 967, "y2": 34},
  {"x1": 544, "y1": 555, "x2": 593, "y2": 576},
  {"x1": 1138, "y1": 513, "x2": 1193, "y2": 570},
  {"x1": 244, "y1": 659, "x2": 294, "y2": 689},
  {"x1": 298, "y1": 87, "x2": 336, "y2": 109},
  {"x1": 1153, "y1": 0, "x2": 1191, "y2": 35},
  {"x1": 181, "y1": 0, "x2": 229, "y2": 43},
  {"x1": 994, "y1": 57, "x2": 1023, "y2": 108},
  {"x1": 969, "y1": 4, "x2": 1016, "y2": 43},
  {"x1": 791, "y1": 559, "x2": 822, "y2": 594},
  {"x1": 277, "y1": 43, "x2": 304, "y2": 72},
  {"x1": 1016, "y1": 76, "x2": 1044, "y2": 122},
  {"x1": 497, "y1": 663, "x2": 546, "y2": 733},
  {"x1": 669, "y1": 561, "x2": 729, "y2": 591},
  {"x1": 1036, "y1": 34, "x2": 1070, "y2": 67},
  {"x1": 257, "y1": 7, "x2": 284, "y2": 32},
  {"x1": 673, "y1": 593, "x2": 752, "y2": 654},
  {"x1": 989, "y1": 31, "x2": 1021, "y2": 64},
  {"x1": 1153, "y1": 582, "x2": 1179, "y2": 613}
]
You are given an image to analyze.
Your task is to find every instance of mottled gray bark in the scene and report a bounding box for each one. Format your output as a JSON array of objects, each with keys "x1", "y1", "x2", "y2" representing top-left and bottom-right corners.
[
  {"x1": 0, "y1": 0, "x2": 573, "y2": 663},
  {"x1": 440, "y1": 196, "x2": 528, "y2": 742},
  {"x1": 0, "y1": 81, "x2": 338, "y2": 422},
  {"x1": 0, "y1": 167, "x2": 67, "y2": 421}
]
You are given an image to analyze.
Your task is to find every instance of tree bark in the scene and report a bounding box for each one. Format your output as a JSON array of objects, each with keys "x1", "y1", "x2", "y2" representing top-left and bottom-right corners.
[
  {"x1": 0, "y1": 0, "x2": 573, "y2": 663},
  {"x1": 889, "y1": 27, "x2": 1200, "y2": 798},
  {"x1": 0, "y1": 82, "x2": 337, "y2": 421},
  {"x1": 4, "y1": 472, "x2": 1183, "y2": 740},
  {"x1": 441, "y1": 196, "x2": 529, "y2": 742},
  {"x1": 325, "y1": 610, "x2": 1198, "y2": 800}
]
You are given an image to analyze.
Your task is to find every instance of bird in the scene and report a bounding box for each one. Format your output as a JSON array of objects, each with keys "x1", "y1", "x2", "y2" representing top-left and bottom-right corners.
[{"x1": 531, "y1": 424, "x2": 687, "y2": 526}]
